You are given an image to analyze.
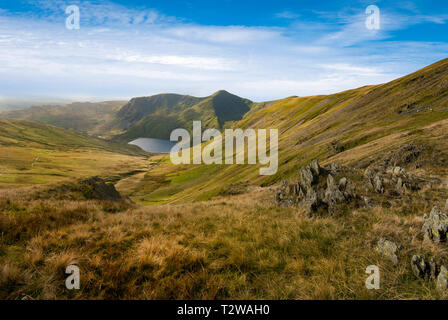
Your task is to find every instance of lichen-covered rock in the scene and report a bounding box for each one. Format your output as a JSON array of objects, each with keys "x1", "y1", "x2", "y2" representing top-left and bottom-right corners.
[
  {"x1": 422, "y1": 206, "x2": 448, "y2": 242},
  {"x1": 375, "y1": 238, "x2": 399, "y2": 265},
  {"x1": 411, "y1": 255, "x2": 430, "y2": 280},
  {"x1": 436, "y1": 266, "x2": 448, "y2": 291},
  {"x1": 411, "y1": 255, "x2": 440, "y2": 281}
]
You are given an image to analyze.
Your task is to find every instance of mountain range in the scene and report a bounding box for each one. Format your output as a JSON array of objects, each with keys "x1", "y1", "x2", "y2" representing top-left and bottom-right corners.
[{"x1": 0, "y1": 90, "x2": 255, "y2": 141}]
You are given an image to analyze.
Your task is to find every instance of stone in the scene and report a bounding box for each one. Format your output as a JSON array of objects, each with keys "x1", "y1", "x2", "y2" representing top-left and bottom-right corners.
[
  {"x1": 324, "y1": 174, "x2": 345, "y2": 208},
  {"x1": 329, "y1": 162, "x2": 340, "y2": 172},
  {"x1": 363, "y1": 196, "x2": 374, "y2": 208},
  {"x1": 411, "y1": 255, "x2": 430, "y2": 280},
  {"x1": 373, "y1": 174, "x2": 384, "y2": 194},
  {"x1": 393, "y1": 166, "x2": 405, "y2": 176},
  {"x1": 445, "y1": 199, "x2": 448, "y2": 212},
  {"x1": 303, "y1": 188, "x2": 319, "y2": 213},
  {"x1": 437, "y1": 266, "x2": 448, "y2": 291},
  {"x1": 338, "y1": 177, "x2": 347, "y2": 190},
  {"x1": 310, "y1": 159, "x2": 321, "y2": 176},
  {"x1": 298, "y1": 166, "x2": 314, "y2": 190},
  {"x1": 429, "y1": 258, "x2": 440, "y2": 281},
  {"x1": 396, "y1": 177, "x2": 407, "y2": 194},
  {"x1": 343, "y1": 180, "x2": 356, "y2": 199},
  {"x1": 375, "y1": 238, "x2": 399, "y2": 265},
  {"x1": 422, "y1": 206, "x2": 448, "y2": 242}
]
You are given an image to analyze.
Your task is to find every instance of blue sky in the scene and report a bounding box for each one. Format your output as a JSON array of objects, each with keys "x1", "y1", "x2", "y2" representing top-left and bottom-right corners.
[{"x1": 0, "y1": 0, "x2": 447, "y2": 105}]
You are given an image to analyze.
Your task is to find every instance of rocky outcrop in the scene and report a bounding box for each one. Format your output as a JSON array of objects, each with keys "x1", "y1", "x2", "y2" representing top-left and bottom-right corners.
[
  {"x1": 78, "y1": 177, "x2": 122, "y2": 201},
  {"x1": 375, "y1": 238, "x2": 400, "y2": 265},
  {"x1": 422, "y1": 206, "x2": 448, "y2": 243},
  {"x1": 275, "y1": 160, "x2": 357, "y2": 215},
  {"x1": 364, "y1": 165, "x2": 421, "y2": 196}
]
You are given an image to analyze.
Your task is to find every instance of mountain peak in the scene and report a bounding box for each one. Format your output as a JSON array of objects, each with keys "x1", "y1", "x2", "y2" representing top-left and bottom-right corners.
[{"x1": 212, "y1": 90, "x2": 232, "y2": 97}]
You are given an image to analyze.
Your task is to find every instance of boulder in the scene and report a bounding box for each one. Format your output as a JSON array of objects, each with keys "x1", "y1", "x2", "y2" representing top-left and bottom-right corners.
[
  {"x1": 422, "y1": 206, "x2": 448, "y2": 242},
  {"x1": 78, "y1": 177, "x2": 122, "y2": 201},
  {"x1": 373, "y1": 174, "x2": 384, "y2": 194},
  {"x1": 375, "y1": 238, "x2": 399, "y2": 265},
  {"x1": 437, "y1": 266, "x2": 448, "y2": 291},
  {"x1": 411, "y1": 255, "x2": 440, "y2": 281}
]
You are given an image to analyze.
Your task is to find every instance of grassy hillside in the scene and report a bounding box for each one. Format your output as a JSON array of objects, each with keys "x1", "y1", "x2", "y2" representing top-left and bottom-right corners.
[
  {"x1": 0, "y1": 119, "x2": 148, "y2": 188},
  {"x1": 119, "y1": 58, "x2": 448, "y2": 204},
  {"x1": 0, "y1": 101, "x2": 126, "y2": 135},
  {"x1": 112, "y1": 90, "x2": 253, "y2": 141},
  {"x1": 2, "y1": 185, "x2": 448, "y2": 299},
  {"x1": 1, "y1": 59, "x2": 448, "y2": 300}
]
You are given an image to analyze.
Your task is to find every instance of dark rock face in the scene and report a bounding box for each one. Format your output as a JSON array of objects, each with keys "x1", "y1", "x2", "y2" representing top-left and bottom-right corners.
[
  {"x1": 78, "y1": 177, "x2": 122, "y2": 201},
  {"x1": 375, "y1": 238, "x2": 399, "y2": 265},
  {"x1": 275, "y1": 160, "x2": 357, "y2": 215},
  {"x1": 422, "y1": 206, "x2": 448, "y2": 243}
]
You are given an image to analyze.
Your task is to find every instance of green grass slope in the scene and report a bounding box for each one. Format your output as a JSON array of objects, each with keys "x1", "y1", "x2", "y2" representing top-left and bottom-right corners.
[
  {"x1": 0, "y1": 119, "x2": 148, "y2": 187},
  {"x1": 125, "y1": 58, "x2": 448, "y2": 203}
]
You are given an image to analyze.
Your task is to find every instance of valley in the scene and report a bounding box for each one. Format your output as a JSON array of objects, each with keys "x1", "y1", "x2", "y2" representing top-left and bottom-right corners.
[{"x1": 1, "y1": 58, "x2": 448, "y2": 299}]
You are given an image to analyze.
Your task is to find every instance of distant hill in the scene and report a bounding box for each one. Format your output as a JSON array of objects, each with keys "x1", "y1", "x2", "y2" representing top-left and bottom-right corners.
[
  {"x1": 0, "y1": 101, "x2": 126, "y2": 135},
  {"x1": 111, "y1": 90, "x2": 254, "y2": 141},
  {"x1": 0, "y1": 91, "x2": 256, "y2": 141}
]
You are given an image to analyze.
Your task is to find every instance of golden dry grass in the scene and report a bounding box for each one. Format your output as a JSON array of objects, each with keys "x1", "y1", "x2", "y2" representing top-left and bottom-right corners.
[{"x1": 1, "y1": 185, "x2": 447, "y2": 300}]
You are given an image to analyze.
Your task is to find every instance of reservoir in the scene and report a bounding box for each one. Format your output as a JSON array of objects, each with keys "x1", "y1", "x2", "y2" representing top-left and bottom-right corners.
[{"x1": 129, "y1": 138, "x2": 177, "y2": 153}]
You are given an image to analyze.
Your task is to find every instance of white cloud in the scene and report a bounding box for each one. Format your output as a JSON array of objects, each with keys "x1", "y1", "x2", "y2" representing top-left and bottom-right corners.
[{"x1": 0, "y1": 1, "x2": 446, "y2": 102}]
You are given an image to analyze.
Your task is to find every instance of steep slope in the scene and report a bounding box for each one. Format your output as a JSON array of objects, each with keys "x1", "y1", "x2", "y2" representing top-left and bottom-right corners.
[
  {"x1": 113, "y1": 90, "x2": 253, "y2": 141},
  {"x1": 125, "y1": 58, "x2": 448, "y2": 203},
  {"x1": 0, "y1": 101, "x2": 126, "y2": 135}
]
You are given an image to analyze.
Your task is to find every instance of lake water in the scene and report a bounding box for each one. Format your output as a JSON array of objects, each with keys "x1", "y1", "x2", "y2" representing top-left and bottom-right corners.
[{"x1": 129, "y1": 138, "x2": 177, "y2": 153}]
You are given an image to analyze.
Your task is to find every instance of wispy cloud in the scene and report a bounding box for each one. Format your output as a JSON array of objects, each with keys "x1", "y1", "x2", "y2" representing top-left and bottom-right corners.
[
  {"x1": 0, "y1": 0, "x2": 446, "y2": 102},
  {"x1": 276, "y1": 11, "x2": 300, "y2": 19}
]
